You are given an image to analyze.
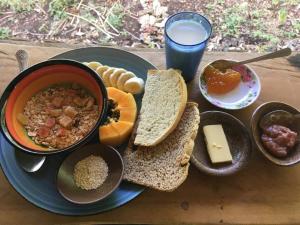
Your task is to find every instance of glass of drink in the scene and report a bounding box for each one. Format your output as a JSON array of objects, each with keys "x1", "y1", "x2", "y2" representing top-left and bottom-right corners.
[{"x1": 164, "y1": 12, "x2": 212, "y2": 82}]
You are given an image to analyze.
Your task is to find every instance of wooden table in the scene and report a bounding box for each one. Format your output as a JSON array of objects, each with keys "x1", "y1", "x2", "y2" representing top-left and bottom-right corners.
[{"x1": 0, "y1": 43, "x2": 300, "y2": 225}]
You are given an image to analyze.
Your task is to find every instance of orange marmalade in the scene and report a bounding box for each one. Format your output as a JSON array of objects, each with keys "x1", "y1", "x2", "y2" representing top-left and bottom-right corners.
[{"x1": 203, "y1": 65, "x2": 241, "y2": 95}]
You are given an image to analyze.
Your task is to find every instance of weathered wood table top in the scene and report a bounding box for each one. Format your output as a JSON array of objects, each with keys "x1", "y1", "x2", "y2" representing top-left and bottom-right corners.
[{"x1": 0, "y1": 43, "x2": 300, "y2": 225}]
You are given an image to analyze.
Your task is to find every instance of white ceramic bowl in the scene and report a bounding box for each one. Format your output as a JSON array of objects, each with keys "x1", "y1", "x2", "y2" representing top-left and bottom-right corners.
[{"x1": 199, "y1": 60, "x2": 261, "y2": 110}]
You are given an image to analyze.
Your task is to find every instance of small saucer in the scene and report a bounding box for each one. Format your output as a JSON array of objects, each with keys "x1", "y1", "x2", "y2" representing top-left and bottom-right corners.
[
  {"x1": 191, "y1": 111, "x2": 252, "y2": 176},
  {"x1": 57, "y1": 143, "x2": 124, "y2": 204},
  {"x1": 199, "y1": 60, "x2": 261, "y2": 110}
]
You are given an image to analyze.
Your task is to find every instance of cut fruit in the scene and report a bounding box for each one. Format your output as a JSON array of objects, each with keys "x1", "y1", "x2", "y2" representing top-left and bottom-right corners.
[
  {"x1": 102, "y1": 68, "x2": 115, "y2": 87},
  {"x1": 123, "y1": 77, "x2": 144, "y2": 94},
  {"x1": 110, "y1": 68, "x2": 126, "y2": 88},
  {"x1": 99, "y1": 87, "x2": 137, "y2": 146},
  {"x1": 117, "y1": 72, "x2": 135, "y2": 91},
  {"x1": 117, "y1": 93, "x2": 136, "y2": 109},
  {"x1": 99, "y1": 123, "x2": 120, "y2": 146},
  {"x1": 84, "y1": 61, "x2": 145, "y2": 95},
  {"x1": 112, "y1": 121, "x2": 134, "y2": 142},
  {"x1": 96, "y1": 65, "x2": 109, "y2": 79},
  {"x1": 118, "y1": 107, "x2": 136, "y2": 122},
  {"x1": 87, "y1": 61, "x2": 102, "y2": 70}
]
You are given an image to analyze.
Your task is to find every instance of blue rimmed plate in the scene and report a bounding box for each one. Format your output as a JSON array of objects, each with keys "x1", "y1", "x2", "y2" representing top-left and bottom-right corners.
[{"x1": 0, "y1": 47, "x2": 156, "y2": 215}]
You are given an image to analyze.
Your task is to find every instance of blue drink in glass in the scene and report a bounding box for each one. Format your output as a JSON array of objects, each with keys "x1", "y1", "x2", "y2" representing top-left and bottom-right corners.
[{"x1": 165, "y1": 12, "x2": 212, "y2": 82}]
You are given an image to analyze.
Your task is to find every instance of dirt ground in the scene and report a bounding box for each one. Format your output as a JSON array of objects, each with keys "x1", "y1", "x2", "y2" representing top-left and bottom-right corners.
[{"x1": 0, "y1": 0, "x2": 299, "y2": 51}]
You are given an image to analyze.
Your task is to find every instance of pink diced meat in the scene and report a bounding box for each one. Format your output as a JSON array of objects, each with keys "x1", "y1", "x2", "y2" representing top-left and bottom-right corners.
[
  {"x1": 37, "y1": 126, "x2": 50, "y2": 138},
  {"x1": 45, "y1": 117, "x2": 56, "y2": 128},
  {"x1": 57, "y1": 128, "x2": 67, "y2": 137}
]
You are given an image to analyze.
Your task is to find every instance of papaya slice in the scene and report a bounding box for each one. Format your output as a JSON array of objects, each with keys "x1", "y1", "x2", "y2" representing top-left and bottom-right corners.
[
  {"x1": 111, "y1": 121, "x2": 134, "y2": 144},
  {"x1": 118, "y1": 107, "x2": 137, "y2": 123},
  {"x1": 99, "y1": 124, "x2": 120, "y2": 146},
  {"x1": 99, "y1": 87, "x2": 137, "y2": 147},
  {"x1": 118, "y1": 93, "x2": 136, "y2": 109},
  {"x1": 106, "y1": 87, "x2": 126, "y2": 102}
]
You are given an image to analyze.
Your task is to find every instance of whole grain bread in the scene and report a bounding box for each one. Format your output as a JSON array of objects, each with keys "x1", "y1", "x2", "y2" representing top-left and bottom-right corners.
[
  {"x1": 134, "y1": 69, "x2": 187, "y2": 146},
  {"x1": 123, "y1": 102, "x2": 200, "y2": 192}
]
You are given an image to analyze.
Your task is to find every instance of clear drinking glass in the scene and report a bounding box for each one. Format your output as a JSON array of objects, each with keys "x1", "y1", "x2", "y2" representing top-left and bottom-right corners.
[{"x1": 164, "y1": 12, "x2": 212, "y2": 82}]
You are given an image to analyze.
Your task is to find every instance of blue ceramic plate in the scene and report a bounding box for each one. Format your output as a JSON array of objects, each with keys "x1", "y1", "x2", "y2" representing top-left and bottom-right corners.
[{"x1": 0, "y1": 47, "x2": 156, "y2": 215}]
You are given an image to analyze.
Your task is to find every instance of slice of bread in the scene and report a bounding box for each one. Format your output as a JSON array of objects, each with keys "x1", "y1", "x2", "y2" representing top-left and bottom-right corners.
[
  {"x1": 134, "y1": 69, "x2": 187, "y2": 146},
  {"x1": 123, "y1": 102, "x2": 200, "y2": 192}
]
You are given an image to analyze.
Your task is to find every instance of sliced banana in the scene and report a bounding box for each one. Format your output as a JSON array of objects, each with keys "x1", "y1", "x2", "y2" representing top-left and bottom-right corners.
[
  {"x1": 123, "y1": 77, "x2": 144, "y2": 94},
  {"x1": 87, "y1": 61, "x2": 102, "y2": 70},
  {"x1": 110, "y1": 68, "x2": 126, "y2": 88},
  {"x1": 84, "y1": 61, "x2": 144, "y2": 94},
  {"x1": 96, "y1": 65, "x2": 109, "y2": 79},
  {"x1": 102, "y1": 67, "x2": 115, "y2": 87},
  {"x1": 117, "y1": 72, "x2": 135, "y2": 91}
]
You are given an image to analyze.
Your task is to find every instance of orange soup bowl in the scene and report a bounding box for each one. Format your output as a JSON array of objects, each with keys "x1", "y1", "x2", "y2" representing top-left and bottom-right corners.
[{"x1": 0, "y1": 59, "x2": 107, "y2": 155}]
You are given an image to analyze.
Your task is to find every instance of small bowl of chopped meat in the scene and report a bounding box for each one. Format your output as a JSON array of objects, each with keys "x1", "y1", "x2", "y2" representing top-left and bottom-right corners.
[
  {"x1": 251, "y1": 101, "x2": 300, "y2": 166},
  {"x1": 0, "y1": 59, "x2": 107, "y2": 155}
]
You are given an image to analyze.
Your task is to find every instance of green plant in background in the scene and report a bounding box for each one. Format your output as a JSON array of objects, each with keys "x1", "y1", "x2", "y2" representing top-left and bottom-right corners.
[
  {"x1": 80, "y1": 9, "x2": 97, "y2": 24},
  {"x1": 252, "y1": 30, "x2": 279, "y2": 43},
  {"x1": 250, "y1": 9, "x2": 266, "y2": 32},
  {"x1": 0, "y1": 27, "x2": 10, "y2": 39},
  {"x1": 216, "y1": 0, "x2": 225, "y2": 4},
  {"x1": 221, "y1": 3, "x2": 247, "y2": 37},
  {"x1": 249, "y1": 7, "x2": 282, "y2": 46},
  {"x1": 293, "y1": 21, "x2": 300, "y2": 33},
  {"x1": 272, "y1": 0, "x2": 280, "y2": 5},
  {"x1": 286, "y1": 0, "x2": 299, "y2": 5},
  {"x1": 278, "y1": 8, "x2": 288, "y2": 25},
  {"x1": 0, "y1": 0, "x2": 37, "y2": 12},
  {"x1": 107, "y1": 3, "x2": 125, "y2": 29},
  {"x1": 49, "y1": 0, "x2": 74, "y2": 19}
]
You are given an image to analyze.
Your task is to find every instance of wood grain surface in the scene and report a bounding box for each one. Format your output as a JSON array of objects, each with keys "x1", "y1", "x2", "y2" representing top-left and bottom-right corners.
[{"x1": 0, "y1": 43, "x2": 300, "y2": 225}]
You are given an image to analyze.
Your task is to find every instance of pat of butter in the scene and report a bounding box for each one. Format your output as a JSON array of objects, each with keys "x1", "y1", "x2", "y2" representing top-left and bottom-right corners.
[{"x1": 203, "y1": 124, "x2": 232, "y2": 164}]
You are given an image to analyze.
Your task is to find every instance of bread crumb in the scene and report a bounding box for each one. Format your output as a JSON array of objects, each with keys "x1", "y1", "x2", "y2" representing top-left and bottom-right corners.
[{"x1": 73, "y1": 155, "x2": 108, "y2": 190}]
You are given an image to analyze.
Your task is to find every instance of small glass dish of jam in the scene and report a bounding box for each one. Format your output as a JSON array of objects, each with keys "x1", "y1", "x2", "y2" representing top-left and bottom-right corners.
[{"x1": 199, "y1": 59, "x2": 261, "y2": 110}]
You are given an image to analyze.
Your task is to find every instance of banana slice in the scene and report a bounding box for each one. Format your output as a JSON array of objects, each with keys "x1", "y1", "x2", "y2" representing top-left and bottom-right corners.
[
  {"x1": 96, "y1": 65, "x2": 109, "y2": 79},
  {"x1": 85, "y1": 61, "x2": 142, "y2": 94},
  {"x1": 124, "y1": 77, "x2": 144, "y2": 94},
  {"x1": 102, "y1": 67, "x2": 115, "y2": 87},
  {"x1": 110, "y1": 68, "x2": 126, "y2": 88},
  {"x1": 117, "y1": 72, "x2": 135, "y2": 91},
  {"x1": 87, "y1": 61, "x2": 102, "y2": 70}
]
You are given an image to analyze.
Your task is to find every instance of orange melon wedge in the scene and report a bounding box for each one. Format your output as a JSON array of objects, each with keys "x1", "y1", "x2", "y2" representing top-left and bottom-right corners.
[
  {"x1": 99, "y1": 87, "x2": 137, "y2": 146},
  {"x1": 99, "y1": 124, "x2": 120, "y2": 146}
]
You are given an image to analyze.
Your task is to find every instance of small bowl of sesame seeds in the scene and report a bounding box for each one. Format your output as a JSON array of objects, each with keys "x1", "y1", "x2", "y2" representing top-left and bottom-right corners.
[{"x1": 57, "y1": 143, "x2": 123, "y2": 204}]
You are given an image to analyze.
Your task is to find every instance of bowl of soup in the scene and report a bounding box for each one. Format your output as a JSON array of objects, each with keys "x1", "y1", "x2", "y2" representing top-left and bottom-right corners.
[{"x1": 0, "y1": 59, "x2": 107, "y2": 155}]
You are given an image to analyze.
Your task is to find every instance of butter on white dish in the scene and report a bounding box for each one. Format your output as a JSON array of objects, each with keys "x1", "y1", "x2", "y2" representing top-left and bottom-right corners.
[{"x1": 203, "y1": 124, "x2": 233, "y2": 164}]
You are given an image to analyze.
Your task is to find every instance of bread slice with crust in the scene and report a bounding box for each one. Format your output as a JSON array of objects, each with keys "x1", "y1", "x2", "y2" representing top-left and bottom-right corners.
[
  {"x1": 123, "y1": 102, "x2": 200, "y2": 192},
  {"x1": 133, "y1": 69, "x2": 187, "y2": 146}
]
